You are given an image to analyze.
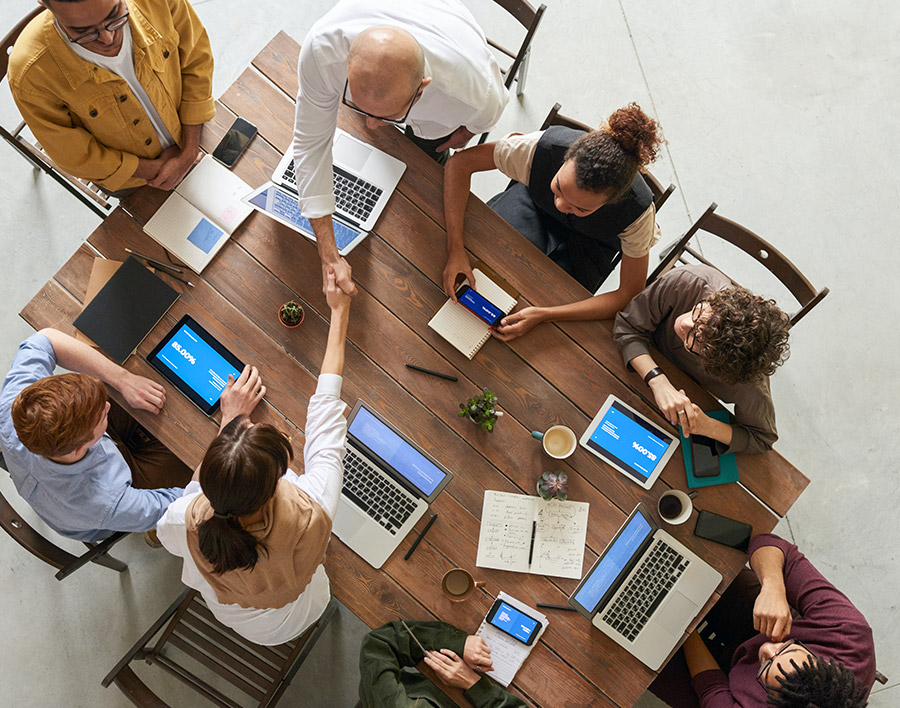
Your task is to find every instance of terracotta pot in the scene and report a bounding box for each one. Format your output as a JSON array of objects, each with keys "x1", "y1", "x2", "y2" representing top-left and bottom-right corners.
[{"x1": 278, "y1": 303, "x2": 305, "y2": 328}]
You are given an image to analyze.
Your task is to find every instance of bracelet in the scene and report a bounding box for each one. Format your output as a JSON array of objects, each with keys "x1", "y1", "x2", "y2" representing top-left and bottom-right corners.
[{"x1": 643, "y1": 367, "x2": 664, "y2": 385}]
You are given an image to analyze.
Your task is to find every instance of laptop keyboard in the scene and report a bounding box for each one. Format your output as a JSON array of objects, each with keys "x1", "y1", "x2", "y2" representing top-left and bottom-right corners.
[
  {"x1": 280, "y1": 160, "x2": 383, "y2": 224},
  {"x1": 602, "y1": 539, "x2": 690, "y2": 642},
  {"x1": 342, "y1": 449, "x2": 417, "y2": 535}
]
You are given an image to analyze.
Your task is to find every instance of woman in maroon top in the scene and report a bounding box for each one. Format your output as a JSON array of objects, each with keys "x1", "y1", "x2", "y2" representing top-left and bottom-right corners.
[{"x1": 651, "y1": 534, "x2": 875, "y2": 707}]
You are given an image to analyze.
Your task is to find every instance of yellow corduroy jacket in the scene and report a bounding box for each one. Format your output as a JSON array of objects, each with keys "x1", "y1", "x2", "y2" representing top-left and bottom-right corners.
[{"x1": 8, "y1": 0, "x2": 215, "y2": 192}]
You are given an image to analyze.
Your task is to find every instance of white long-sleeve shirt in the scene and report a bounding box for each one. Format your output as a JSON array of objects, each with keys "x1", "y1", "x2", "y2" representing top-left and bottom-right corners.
[
  {"x1": 157, "y1": 374, "x2": 347, "y2": 645},
  {"x1": 292, "y1": 0, "x2": 509, "y2": 218}
]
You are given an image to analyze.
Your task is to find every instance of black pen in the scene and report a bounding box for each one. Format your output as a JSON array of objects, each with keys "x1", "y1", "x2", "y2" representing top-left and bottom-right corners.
[
  {"x1": 537, "y1": 603, "x2": 578, "y2": 612},
  {"x1": 527, "y1": 520, "x2": 536, "y2": 566},
  {"x1": 404, "y1": 513, "x2": 438, "y2": 561},
  {"x1": 159, "y1": 270, "x2": 195, "y2": 288},
  {"x1": 124, "y1": 248, "x2": 184, "y2": 274},
  {"x1": 405, "y1": 363, "x2": 458, "y2": 382}
]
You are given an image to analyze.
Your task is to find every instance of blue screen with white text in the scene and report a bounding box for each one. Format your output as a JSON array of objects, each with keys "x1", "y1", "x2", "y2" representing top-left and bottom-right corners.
[
  {"x1": 587, "y1": 403, "x2": 671, "y2": 480},
  {"x1": 153, "y1": 323, "x2": 241, "y2": 405},
  {"x1": 458, "y1": 287, "x2": 503, "y2": 325},
  {"x1": 489, "y1": 601, "x2": 540, "y2": 643}
]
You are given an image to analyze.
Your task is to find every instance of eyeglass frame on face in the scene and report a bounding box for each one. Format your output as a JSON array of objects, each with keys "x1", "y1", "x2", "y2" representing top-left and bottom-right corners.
[
  {"x1": 59, "y1": 3, "x2": 129, "y2": 46},
  {"x1": 341, "y1": 78, "x2": 420, "y2": 125},
  {"x1": 756, "y1": 639, "x2": 814, "y2": 691},
  {"x1": 684, "y1": 301, "x2": 708, "y2": 355}
]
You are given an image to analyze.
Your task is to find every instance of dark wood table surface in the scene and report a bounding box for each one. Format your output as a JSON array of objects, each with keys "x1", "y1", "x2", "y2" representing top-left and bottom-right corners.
[{"x1": 20, "y1": 33, "x2": 808, "y2": 708}]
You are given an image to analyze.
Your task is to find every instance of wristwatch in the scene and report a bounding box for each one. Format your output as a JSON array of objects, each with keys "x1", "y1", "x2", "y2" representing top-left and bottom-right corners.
[{"x1": 643, "y1": 367, "x2": 664, "y2": 385}]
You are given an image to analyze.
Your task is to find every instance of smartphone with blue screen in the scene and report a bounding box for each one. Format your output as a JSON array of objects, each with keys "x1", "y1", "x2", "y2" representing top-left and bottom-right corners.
[
  {"x1": 455, "y1": 285, "x2": 504, "y2": 328},
  {"x1": 486, "y1": 600, "x2": 541, "y2": 645}
]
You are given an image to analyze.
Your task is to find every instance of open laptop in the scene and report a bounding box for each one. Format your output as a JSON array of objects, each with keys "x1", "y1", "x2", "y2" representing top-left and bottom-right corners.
[
  {"x1": 568, "y1": 503, "x2": 721, "y2": 670},
  {"x1": 333, "y1": 400, "x2": 453, "y2": 569}
]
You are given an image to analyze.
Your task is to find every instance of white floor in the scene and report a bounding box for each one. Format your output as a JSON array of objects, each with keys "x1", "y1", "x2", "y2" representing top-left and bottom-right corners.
[{"x1": 1, "y1": 0, "x2": 897, "y2": 706}]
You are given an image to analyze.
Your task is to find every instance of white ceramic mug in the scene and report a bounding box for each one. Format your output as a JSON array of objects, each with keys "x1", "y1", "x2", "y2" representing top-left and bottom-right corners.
[
  {"x1": 657, "y1": 490, "x2": 696, "y2": 525},
  {"x1": 531, "y1": 425, "x2": 577, "y2": 459}
]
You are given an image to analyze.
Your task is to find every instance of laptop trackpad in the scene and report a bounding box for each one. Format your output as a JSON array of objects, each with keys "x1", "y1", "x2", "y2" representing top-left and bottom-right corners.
[
  {"x1": 334, "y1": 134, "x2": 371, "y2": 171},
  {"x1": 334, "y1": 501, "x2": 368, "y2": 539},
  {"x1": 657, "y1": 592, "x2": 699, "y2": 636}
]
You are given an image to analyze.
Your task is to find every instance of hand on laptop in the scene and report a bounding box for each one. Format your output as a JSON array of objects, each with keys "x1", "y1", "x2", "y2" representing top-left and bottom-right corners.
[
  {"x1": 219, "y1": 365, "x2": 266, "y2": 430},
  {"x1": 424, "y1": 648, "x2": 480, "y2": 689},
  {"x1": 463, "y1": 635, "x2": 493, "y2": 673}
]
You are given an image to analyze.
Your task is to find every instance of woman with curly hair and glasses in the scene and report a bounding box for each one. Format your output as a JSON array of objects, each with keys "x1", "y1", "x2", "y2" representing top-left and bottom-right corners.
[{"x1": 613, "y1": 264, "x2": 791, "y2": 454}]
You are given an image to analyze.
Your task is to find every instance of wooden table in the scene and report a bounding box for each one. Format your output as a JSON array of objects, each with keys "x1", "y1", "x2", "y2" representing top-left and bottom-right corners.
[{"x1": 21, "y1": 33, "x2": 808, "y2": 708}]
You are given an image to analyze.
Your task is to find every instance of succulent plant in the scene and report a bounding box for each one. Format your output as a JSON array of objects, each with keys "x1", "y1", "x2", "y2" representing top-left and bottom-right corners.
[
  {"x1": 536, "y1": 470, "x2": 568, "y2": 501},
  {"x1": 458, "y1": 388, "x2": 502, "y2": 432},
  {"x1": 279, "y1": 300, "x2": 304, "y2": 327}
]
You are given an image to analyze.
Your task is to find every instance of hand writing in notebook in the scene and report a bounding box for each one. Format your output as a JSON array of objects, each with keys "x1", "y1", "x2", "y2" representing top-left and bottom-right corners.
[{"x1": 493, "y1": 306, "x2": 546, "y2": 341}]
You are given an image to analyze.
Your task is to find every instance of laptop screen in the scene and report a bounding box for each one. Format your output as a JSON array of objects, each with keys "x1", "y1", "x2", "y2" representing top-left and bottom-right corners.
[
  {"x1": 585, "y1": 400, "x2": 673, "y2": 483},
  {"x1": 571, "y1": 508, "x2": 654, "y2": 614},
  {"x1": 349, "y1": 406, "x2": 448, "y2": 497}
]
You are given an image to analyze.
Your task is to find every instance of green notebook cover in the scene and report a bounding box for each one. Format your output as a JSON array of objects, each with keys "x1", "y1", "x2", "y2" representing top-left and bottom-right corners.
[{"x1": 680, "y1": 408, "x2": 739, "y2": 488}]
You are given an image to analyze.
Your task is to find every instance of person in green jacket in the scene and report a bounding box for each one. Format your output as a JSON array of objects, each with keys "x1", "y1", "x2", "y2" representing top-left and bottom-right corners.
[{"x1": 359, "y1": 620, "x2": 527, "y2": 707}]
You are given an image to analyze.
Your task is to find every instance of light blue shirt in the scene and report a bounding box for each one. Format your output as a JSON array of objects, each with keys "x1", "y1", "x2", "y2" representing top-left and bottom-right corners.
[{"x1": 0, "y1": 333, "x2": 182, "y2": 542}]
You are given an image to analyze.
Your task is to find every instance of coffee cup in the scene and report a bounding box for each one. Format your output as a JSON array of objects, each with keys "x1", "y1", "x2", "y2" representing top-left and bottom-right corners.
[
  {"x1": 657, "y1": 490, "x2": 697, "y2": 525},
  {"x1": 441, "y1": 568, "x2": 484, "y2": 602},
  {"x1": 531, "y1": 425, "x2": 577, "y2": 459}
]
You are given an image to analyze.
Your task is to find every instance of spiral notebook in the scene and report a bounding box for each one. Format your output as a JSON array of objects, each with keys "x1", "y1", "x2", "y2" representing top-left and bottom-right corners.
[
  {"x1": 427, "y1": 268, "x2": 517, "y2": 359},
  {"x1": 474, "y1": 592, "x2": 548, "y2": 687}
]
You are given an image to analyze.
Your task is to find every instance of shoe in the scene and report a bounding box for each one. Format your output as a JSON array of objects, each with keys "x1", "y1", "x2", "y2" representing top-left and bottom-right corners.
[{"x1": 144, "y1": 529, "x2": 162, "y2": 549}]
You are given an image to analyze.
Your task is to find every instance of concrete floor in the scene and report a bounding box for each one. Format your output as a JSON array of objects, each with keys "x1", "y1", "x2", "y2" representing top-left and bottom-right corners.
[{"x1": 0, "y1": 0, "x2": 896, "y2": 705}]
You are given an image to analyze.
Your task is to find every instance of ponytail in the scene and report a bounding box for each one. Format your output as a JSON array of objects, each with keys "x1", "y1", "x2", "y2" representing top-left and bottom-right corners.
[{"x1": 197, "y1": 514, "x2": 263, "y2": 574}]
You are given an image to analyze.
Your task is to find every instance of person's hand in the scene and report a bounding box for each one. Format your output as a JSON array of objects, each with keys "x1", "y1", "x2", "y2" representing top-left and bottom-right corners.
[
  {"x1": 119, "y1": 372, "x2": 166, "y2": 414},
  {"x1": 493, "y1": 307, "x2": 546, "y2": 341},
  {"x1": 753, "y1": 582, "x2": 792, "y2": 641},
  {"x1": 219, "y1": 365, "x2": 266, "y2": 424},
  {"x1": 681, "y1": 403, "x2": 717, "y2": 438},
  {"x1": 148, "y1": 147, "x2": 201, "y2": 191},
  {"x1": 323, "y1": 258, "x2": 357, "y2": 297},
  {"x1": 649, "y1": 377, "x2": 694, "y2": 428},
  {"x1": 424, "y1": 649, "x2": 480, "y2": 690},
  {"x1": 443, "y1": 251, "x2": 475, "y2": 299},
  {"x1": 463, "y1": 635, "x2": 493, "y2": 673},
  {"x1": 325, "y1": 264, "x2": 352, "y2": 312},
  {"x1": 436, "y1": 127, "x2": 475, "y2": 152}
]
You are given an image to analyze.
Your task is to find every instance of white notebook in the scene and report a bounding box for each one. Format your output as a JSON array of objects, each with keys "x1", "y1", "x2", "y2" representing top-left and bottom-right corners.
[
  {"x1": 142, "y1": 156, "x2": 253, "y2": 273},
  {"x1": 476, "y1": 490, "x2": 590, "y2": 579},
  {"x1": 427, "y1": 268, "x2": 517, "y2": 359},
  {"x1": 475, "y1": 592, "x2": 548, "y2": 687}
]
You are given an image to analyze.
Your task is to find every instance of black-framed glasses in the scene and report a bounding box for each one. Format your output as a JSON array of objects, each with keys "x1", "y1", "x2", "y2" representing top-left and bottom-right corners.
[
  {"x1": 341, "y1": 79, "x2": 419, "y2": 124},
  {"x1": 685, "y1": 301, "x2": 707, "y2": 355},
  {"x1": 756, "y1": 639, "x2": 813, "y2": 690},
  {"x1": 62, "y1": 8, "x2": 130, "y2": 46}
]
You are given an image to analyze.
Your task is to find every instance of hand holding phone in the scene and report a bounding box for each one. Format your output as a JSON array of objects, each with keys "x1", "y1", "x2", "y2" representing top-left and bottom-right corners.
[
  {"x1": 455, "y1": 285, "x2": 504, "y2": 328},
  {"x1": 485, "y1": 599, "x2": 541, "y2": 645}
]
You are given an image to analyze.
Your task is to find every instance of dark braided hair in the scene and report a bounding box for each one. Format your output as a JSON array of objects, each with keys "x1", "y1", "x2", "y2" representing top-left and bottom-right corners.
[{"x1": 768, "y1": 656, "x2": 868, "y2": 708}]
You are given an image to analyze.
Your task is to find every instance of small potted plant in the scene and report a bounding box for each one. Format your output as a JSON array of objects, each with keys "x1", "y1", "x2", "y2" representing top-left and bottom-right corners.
[
  {"x1": 536, "y1": 470, "x2": 568, "y2": 501},
  {"x1": 278, "y1": 300, "x2": 305, "y2": 328},
  {"x1": 458, "y1": 388, "x2": 502, "y2": 432}
]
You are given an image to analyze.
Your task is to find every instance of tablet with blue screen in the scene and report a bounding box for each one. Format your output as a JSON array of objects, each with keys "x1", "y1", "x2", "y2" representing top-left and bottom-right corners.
[
  {"x1": 147, "y1": 315, "x2": 244, "y2": 416},
  {"x1": 579, "y1": 395, "x2": 678, "y2": 489}
]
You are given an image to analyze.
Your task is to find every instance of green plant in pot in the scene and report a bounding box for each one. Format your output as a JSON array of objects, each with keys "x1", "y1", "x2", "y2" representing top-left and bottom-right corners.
[
  {"x1": 279, "y1": 300, "x2": 305, "y2": 328},
  {"x1": 536, "y1": 470, "x2": 568, "y2": 501},
  {"x1": 458, "y1": 388, "x2": 502, "y2": 432}
]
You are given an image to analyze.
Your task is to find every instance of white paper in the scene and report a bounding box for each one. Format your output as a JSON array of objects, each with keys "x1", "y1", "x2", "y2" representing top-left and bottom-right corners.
[{"x1": 475, "y1": 592, "x2": 548, "y2": 687}]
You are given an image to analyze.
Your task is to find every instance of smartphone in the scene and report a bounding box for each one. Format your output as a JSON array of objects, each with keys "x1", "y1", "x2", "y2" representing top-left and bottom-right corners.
[
  {"x1": 694, "y1": 510, "x2": 752, "y2": 551},
  {"x1": 212, "y1": 117, "x2": 257, "y2": 168},
  {"x1": 690, "y1": 434, "x2": 720, "y2": 478},
  {"x1": 455, "y1": 285, "x2": 504, "y2": 327},
  {"x1": 485, "y1": 599, "x2": 541, "y2": 646}
]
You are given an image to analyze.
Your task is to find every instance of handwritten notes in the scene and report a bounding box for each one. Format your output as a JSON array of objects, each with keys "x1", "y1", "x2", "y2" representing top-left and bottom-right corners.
[{"x1": 476, "y1": 491, "x2": 589, "y2": 579}]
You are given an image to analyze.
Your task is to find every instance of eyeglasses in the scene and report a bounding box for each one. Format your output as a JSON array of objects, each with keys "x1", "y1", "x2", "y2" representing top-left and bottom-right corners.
[
  {"x1": 685, "y1": 301, "x2": 707, "y2": 355},
  {"x1": 341, "y1": 79, "x2": 419, "y2": 125},
  {"x1": 62, "y1": 8, "x2": 129, "y2": 46},
  {"x1": 756, "y1": 639, "x2": 813, "y2": 690}
]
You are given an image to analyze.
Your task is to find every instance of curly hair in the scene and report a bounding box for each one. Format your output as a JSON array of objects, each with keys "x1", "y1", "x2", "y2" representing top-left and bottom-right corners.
[
  {"x1": 564, "y1": 102, "x2": 663, "y2": 201},
  {"x1": 768, "y1": 656, "x2": 868, "y2": 708},
  {"x1": 697, "y1": 286, "x2": 791, "y2": 385}
]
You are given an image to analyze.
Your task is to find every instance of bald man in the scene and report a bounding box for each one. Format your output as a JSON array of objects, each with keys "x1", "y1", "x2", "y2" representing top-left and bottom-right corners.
[{"x1": 292, "y1": 0, "x2": 509, "y2": 296}]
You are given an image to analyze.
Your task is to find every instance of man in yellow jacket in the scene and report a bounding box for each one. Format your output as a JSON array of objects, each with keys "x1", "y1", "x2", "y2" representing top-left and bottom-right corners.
[{"x1": 9, "y1": 0, "x2": 215, "y2": 194}]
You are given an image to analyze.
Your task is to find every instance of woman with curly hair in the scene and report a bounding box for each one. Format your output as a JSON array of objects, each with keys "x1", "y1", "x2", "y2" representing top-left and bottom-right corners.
[
  {"x1": 613, "y1": 264, "x2": 791, "y2": 454},
  {"x1": 442, "y1": 103, "x2": 664, "y2": 340}
]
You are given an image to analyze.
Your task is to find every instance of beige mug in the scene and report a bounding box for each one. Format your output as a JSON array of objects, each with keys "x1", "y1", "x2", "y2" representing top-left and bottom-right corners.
[
  {"x1": 531, "y1": 425, "x2": 577, "y2": 459},
  {"x1": 441, "y1": 568, "x2": 485, "y2": 602}
]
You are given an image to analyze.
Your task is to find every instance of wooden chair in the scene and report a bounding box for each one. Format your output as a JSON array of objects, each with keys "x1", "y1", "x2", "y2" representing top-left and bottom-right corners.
[
  {"x1": 0, "y1": 451, "x2": 128, "y2": 581},
  {"x1": 102, "y1": 589, "x2": 339, "y2": 708},
  {"x1": 1, "y1": 7, "x2": 113, "y2": 218},
  {"x1": 647, "y1": 202, "x2": 829, "y2": 326}
]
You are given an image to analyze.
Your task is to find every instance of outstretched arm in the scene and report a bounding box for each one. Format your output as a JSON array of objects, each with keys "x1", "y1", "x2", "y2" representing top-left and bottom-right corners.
[{"x1": 321, "y1": 264, "x2": 352, "y2": 376}]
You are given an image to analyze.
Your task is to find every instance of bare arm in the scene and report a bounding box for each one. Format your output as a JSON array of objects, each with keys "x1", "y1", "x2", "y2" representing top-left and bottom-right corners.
[{"x1": 683, "y1": 631, "x2": 721, "y2": 677}]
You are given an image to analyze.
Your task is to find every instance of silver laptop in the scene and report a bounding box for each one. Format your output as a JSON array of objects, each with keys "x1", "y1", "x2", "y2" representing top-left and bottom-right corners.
[
  {"x1": 333, "y1": 400, "x2": 453, "y2": 569},
  {"x1": 568, "y1": 503, "x2": 721, "y2": 670}
]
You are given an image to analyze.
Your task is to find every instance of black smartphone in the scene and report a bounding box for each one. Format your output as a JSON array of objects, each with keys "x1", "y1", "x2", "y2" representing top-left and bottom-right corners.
[
  {"x1": 485, "y1": 599, "x2": 541, "y2": 646},
  {"x1": 694, "y1": 510, "x2": 752, "y2": 551},
  {"x1": 690, "y1": 434, "x2": 720, "y2": 478},
  {"x1": 455, "y1": 284, "x2": 504, "y2": 327},
  {"x1": 212, "y1": 117, "x2": 257, "y2": 168}
]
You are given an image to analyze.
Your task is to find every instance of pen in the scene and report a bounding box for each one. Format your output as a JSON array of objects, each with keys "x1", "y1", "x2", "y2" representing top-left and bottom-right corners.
[
  {"x1": 401, "y1": 619, "x2": 428, "y2": 655},
  {"x1": 527, "y1": 520, "x2": 536, "y2": 566},
  {"x1": 536, "y1": 603, "x2": 578, "y2": 612},
  {"x1": 125, "y1": 248, "x2": 184, "y2": 274},
  {"x1": 405, "y1": 363, "x2": 458, "y2": 382},
  {"x1": 159, "y1": 270, "x2": 195, "y2": 288},
  {"x1": 404, "y1": 513, "x2": 438, "y2": 561}
]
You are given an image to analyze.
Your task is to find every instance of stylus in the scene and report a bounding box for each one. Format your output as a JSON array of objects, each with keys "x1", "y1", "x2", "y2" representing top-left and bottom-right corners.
[
  {"x1": 125, "y1": 248, "x2": 184, "y2": 274},
  {"x1": 405, "y1": 363, "x2": 458, "y2": 382},
  {"x1": 536, "y1": 603, "x2": 578, "y2": 612},
  {"x1": 404, "y1": 513, "x2": 438, "y2": 561}
]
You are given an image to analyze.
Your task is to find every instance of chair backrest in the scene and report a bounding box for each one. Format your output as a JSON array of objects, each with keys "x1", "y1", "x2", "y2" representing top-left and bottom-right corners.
[
  {"x1": 488, "y1": 0, "x2": 547, "y2": 91},
  {"x1": 539, "y1": 102, "x2": 676, "y2": 211},
  {"x1": 1, "y1": 7, "x2": 43, "y2": 79},
  {"x1": 648, "y1": 202, "x2": 829, "y2": 326}
]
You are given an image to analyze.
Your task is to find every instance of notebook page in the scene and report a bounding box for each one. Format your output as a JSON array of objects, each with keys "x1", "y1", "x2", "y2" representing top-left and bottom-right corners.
[
  {"x1": 474, "y1": 592, "x2": 548, "y2": 687},
  {"x1": 476, "y1": 491, "x2": 535, "y2": 573},
  {"x1": 175, "y1": 155, "x2": 253, "y2": 233},
  {"x1": 143, "y1": 192, "x2": 226, "y2": 273},
  {"x1": 530, "y1": 499, "x2": 590, "y2": 579}
]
